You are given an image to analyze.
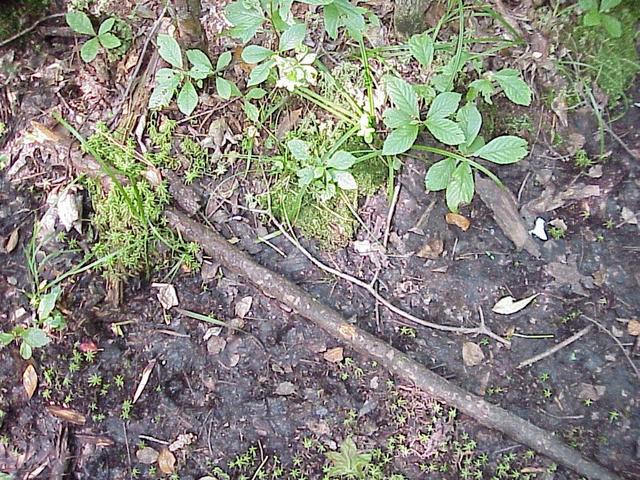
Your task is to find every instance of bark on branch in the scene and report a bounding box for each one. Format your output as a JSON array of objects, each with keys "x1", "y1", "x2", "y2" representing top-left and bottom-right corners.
[{"x1": 165, "y1": 208, "x2": 621, "y2": 480}]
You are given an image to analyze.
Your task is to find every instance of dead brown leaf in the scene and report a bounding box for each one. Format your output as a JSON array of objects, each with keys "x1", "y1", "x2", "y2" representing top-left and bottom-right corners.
[
  {"x1": 276, "y1": 109, "x2": 302, "y2": 139},
  {"x1": 46, "y1": 405, "x2": 86, "y2": 425},
  {"x1": 445, "y1": 212, "x2": 470, "y2": 231},
  {"x1": 157, "y1": 448, "x2": 176, "y2": 474},
  {"x1": 137, "y1": 447, "x2": 159, "y2": 464},
  {"x1": 23, "y1": 364, "x2": 38, "y2": 399},
  {"x1": 323, "y1": 347, "x2": 344, "y2": 363},
  {"x1": 462, "y1": 342, "x2": 485, "y2": 367},
  {"x1": 416, "y1": 238, "x2": 443, "y2": 259},
  {"x1": 628, "y1": 319, "x2": 640, "y2": 336},
  {"x1": 234, "y1": 296, "x2": 253, "y2": 319},
  {"x1": 4, "y1": 228, "x2": 19, "y2": 253},
  {"x1": 133, "y1": 359, "x2": 156, "y2": 404}
]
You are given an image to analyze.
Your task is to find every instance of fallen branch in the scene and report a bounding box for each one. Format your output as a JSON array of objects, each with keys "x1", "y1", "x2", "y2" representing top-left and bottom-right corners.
[
  {"x1": 166, "y1": 208, "x2": 621, "y2": 480},
  {"x1": 0, "y1": 12, "x2": 65, "y2": 49},
  {"x1": 518, "y1": 325, "x2": 592, "y2": 369}
]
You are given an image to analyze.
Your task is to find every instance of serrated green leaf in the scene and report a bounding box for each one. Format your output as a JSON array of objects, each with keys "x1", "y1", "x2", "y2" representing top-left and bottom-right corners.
[
  {"x1": 149, "y1": 68, "x2": 180, "y2": 109},
  {"x1": 382, "y1": 125, "x2": 419, "y2": 155},
  {"x1": 408, "y1": 32, "x2": 434, "y2": 68},
  {"x1": 22, "y1": 328, "x2": 50, "y2": 348},
  {"x1": 382, "y1": 108, "x2": 413, "y2": 129},
  {"x1": 468, "y1": 79, "x2": 495, "y2": 104},
  {"x1": 247, "y1": 59, "x2": 275, "y2": 86},
  {"x1": 446, "y1": 162, "x2": 474, "y2": 212},
  {"x1": 425, "y1": 117, "x2": 465, "y2": 146},
  {"x1": 473, "y1": 135, "x2": 528, "y2": 164},
  {"x1": 601, "y1": 14, "x2": 621, "y2": 37},
  {"x1": 600, "y1": 0, "x2": 621, "y2": 13},
  {"x1": 288, "y1": 139, "x2": 311, "y2": 161},
  {"x1": 66, "y1": 10, "x2": 95, "y2": 35},
  {"x1": 583, "y1": 10, "x2": 602, "y2": 26},
  {"x1": 415, "y1": 84, "x2": 436, "y2": 103},
  {"x1": 384, "y1": 75, "x2": 418, "y2": 117},
  {"x1": 327, "y1": 151, "x2": 356, "y2": 170},
  {"x1": 98, "y1": 17, "x2": 115, "y2": 35},
  {"x1": 216, "y1": 51, "x2": 232, "y2": 71},
  {"x1": 99, "y1": 32, "x2": 121, "y2": 49},
  {"x1": 333, "y1": 170, "x2": 357, "y2": 190},
  {"x1": 243, "y1": 101, "x2": 260, "y2": 122},
  {"x1": 493, "y1": 69, "x2": 532, "y2": 106},
  {"x1": 38, "y1": 286, "x2": 61, "y2": 321},
  {"x1": 425, "y1": 158, "x2": 456, "y2": 191},
  {"x1": 245, "y1": 87, "x2": 267, "y2": 100},
  {"x1": 427, "y1": 92, "x2": 461, "y2": 120},
  {"x1": 157, "y1": 34, "x2": 183, "y2": 69},
  {"x1": 80, "y1": 37, "x2": 100, "y2": 62},
  {"x1": 279, "y1": 23, "x2": 306, "y2": 51},
  {"x1": 456, "y1": 103, "x2": 482, "y2": 148},
  {"x1": 177, "y1": 80, "x2": 198, "y2": 115},
  {"x1": 225, "y1": 1, "x2": 265, "y2": 43},
  {"x1": 241, "y1": 45, "x2": 274, "y2": 64}
]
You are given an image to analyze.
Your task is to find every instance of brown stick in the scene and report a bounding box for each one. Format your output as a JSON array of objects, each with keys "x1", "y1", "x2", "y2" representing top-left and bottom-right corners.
[{"x1": 165, "y1": 208, "x2": 621, "y2": 480}]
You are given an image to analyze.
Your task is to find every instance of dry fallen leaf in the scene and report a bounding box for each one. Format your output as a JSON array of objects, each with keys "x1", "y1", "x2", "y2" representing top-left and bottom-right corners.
[
  {"x1": 206, "y1": 336, "x2": 227, "y2": 355},
  {"x1": 152, "y1": 283, "x2": 179, "y2": 310},
  {"x1": 234, "y1": 296, "x2": 253, "y2": 319},
  {"x1": 133, "y1": 359, "x2": 156, "y2": 404},
  {"x1": 416, "y1": 238, "x2": 444, "y2": 259},
  {"x1": 57, "y1": 190, "x2": 82, "y2": 233},
  {"x1": 628, "y1": 319, "x2": 640, "y2": 336},
  {"x1": 445, "y1": 212, "x2": 470, "y2": 231},
  {"x1": 492, "y1": 294, "x2": 539, "y2": 315},
  {"x1": 5, "y1": 228, "x2": 19, "y2": 253},
  {"x1": 462, "y1": 342, "x2": 485, "y2": 367},
  {"x1": 169, "y1": 433, "x2": 197, "y2": 452},
  {"x1": 157, "y1": 448, "x2": 176, "y2": 474},
  {"x1": 136, "y1": 447, "x2": 159, "y2": 464},
  {"x1": 275, "y1": 381, "x2": 296, "y2": 396},
  {"x1": 323, "y1": 347, "x2": 344, "y2": 363},
  {"x1": 46, "y1": 405, "x2": 86, "y2": 425},
  {"x1": 23, "y1": 364, "x2": 38, "y2": 399}
]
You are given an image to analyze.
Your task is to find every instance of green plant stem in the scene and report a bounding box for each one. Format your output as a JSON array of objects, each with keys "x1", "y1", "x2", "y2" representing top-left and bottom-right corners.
[{"x1": 295, "y1": 87, "x2": 359, "y2": 124}]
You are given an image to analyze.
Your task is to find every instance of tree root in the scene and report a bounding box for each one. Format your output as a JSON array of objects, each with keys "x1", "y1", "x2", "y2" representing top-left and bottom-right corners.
[{"x1": 166, "y1": 208, "x2": 621, "y2": 480}]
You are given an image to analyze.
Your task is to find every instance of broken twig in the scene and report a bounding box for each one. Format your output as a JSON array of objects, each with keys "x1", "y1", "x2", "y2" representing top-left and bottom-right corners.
[{"x1": 518, "y1": 325, "x2": 592, "y2": 369}]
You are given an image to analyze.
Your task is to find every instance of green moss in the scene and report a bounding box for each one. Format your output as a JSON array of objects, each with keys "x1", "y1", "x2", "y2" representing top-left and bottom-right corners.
[
  {"x1": 568, "y1": 1, "x2": 640, "y2": 106},
  {"x1": 180, "y1": 137, "x2": 208, "y2": 184},
  {"x1": 0, "y1": 0, "x2": 49, "y2": 41}
]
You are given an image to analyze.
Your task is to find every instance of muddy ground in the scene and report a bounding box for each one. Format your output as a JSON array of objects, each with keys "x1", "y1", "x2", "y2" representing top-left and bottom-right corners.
[{"x1": 0, "y1": 1, "x2": 639, "y2": 480}]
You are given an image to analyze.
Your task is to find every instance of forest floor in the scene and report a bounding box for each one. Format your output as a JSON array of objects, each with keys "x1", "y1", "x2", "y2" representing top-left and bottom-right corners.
[{"x1": 0, "y1": 0, "x2": 639, "y2": 479}]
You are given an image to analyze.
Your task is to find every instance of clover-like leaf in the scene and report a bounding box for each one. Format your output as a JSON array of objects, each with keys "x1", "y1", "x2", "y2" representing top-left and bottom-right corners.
[
  {"x1": 425, "y1": 117, "x2": 465, "y2": 146},
  {"x1": 177, "y1": 80, "x2": 198, "y2": 115},
  {"x1": 493, "y1": 69, "x2": 532, "y2": 106},
  {"x1": 408, "y1": 32, "x2": 434, "y2": 68},
  {"x1": 225, "y1": 1, "x2": 265, "y2": 43},
  {"x1": 216, "y1": 77, "x2": 237, "y2": 99},
  {"x1": 473, "y1": 135, "x2": 528, "y2": 164},
  {"x1": 245, "y1": 87, "x2": 267, "y2": 100},
  {"x1": 446, "y1": 162, "x2": 474, "y2": 212},
  {"x1": 66, "y1": 10, "x2": 95, "y2": 36},
  {"x1": 80, "y1": 37, "x2": 100, "y2": 63},
  {"x1": 98, "y1": 17, "x2": 115, "y2": 35},
  {"x1": 99, "y1": 32, "x2": 121, "y2": 49},
  {"x1": 157, "y1": 33, "x2": 183, "y2": 69},
  {"x1": 382, "y1": 124, "x2": 419, "y2": 155},
  {"x1": 456, "y1": 103, "x2": 482, "y2": 148},
  {"x1": 427, "y1": 92, "x2": 461, "y2": 120}
]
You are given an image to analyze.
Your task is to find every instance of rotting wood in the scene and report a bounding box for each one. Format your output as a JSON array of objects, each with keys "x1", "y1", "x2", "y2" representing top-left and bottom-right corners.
[{"x1": 165, "y1": 208, "x2": 621, "y2": 480}]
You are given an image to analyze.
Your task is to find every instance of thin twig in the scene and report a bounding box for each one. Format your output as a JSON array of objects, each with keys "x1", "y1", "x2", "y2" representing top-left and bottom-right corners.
[
  {"x1": 383, "y1": 183, "x2": 401, "y2": 248},
  {"x1": 518, "y1": 325, "x2": 592, "y2": 369},
  {"x1": 271, "y1": 213, "x2": 510, "y2": 345},
  {"x1": 0, "y1": 13, "x2": 65, "y2": 49},
  {"x1": 582, "y1": 315, "x2": 640, "y2": 380}
]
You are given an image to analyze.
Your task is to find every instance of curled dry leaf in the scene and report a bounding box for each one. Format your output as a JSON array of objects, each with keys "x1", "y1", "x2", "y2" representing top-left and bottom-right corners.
[
  {"x1": 5, "y1": 228, "x2": 19, "y2": 253},
  {"x1": 23, "y1": 364, "x2": 38, "y2": 399},
  {"x1": 445, "y1": 212, "x2": 470, "y2": 231},
  {"x1": 462, "y1": 342, "x2": 485, "y2": 367},
  {"x1": 323, "y1": 347, "x2": 344, "y2": 363},
  {"x1": 234, "y1": 296, "x2": 253, "y2": 319},
  {"x1": 157, "y1": 447, "x2": 176, "y2": 474},
  {"x1": 492, "y1": 294, "x2": 539, "y2": 315},
  {"x1": 169, "y1": 432, "x2": 197, "y2": 452},
  {"x1": 133, "y1": 359, "x2": 156, "y2": 404},
  {"x1": 46, "y1": 405, "x2": 86, "y2": 425},
  {"x1": 152, "y1": 283, "x2": 179, "y2": 310},
  {"x1": 416, "y1": 238, "x2": 443, "y2": 259},
  {"x1": 136, "y1": 446, "x2": 159, "y2": 464}
]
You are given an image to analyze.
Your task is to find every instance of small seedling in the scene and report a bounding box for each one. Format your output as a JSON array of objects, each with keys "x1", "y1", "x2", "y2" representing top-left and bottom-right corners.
[
  {"x1": 325, "y1": 437, "x2": 372, "y2": 479},
  {"x1": 548, "y1": 225, "x2": 566, "y2": 240},
  {"x1": 65, "y1": 11, "x2": 123, "y2": 62},
  {"x1": 578, "y1": 0, "x2": 623, "y2": 38},
  {"x1": 0, "y1": 326, "x2": 50, "y2": 360}
]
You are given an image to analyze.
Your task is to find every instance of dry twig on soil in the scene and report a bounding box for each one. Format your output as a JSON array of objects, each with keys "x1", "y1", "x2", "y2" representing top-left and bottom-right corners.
[{"x1": 517, "y1": 325, "x2": 592, "y2": 369}]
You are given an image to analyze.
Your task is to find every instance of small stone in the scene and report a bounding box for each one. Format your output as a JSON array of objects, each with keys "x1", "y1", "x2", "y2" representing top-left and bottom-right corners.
[{"x1": 136, "y1": 447, "x2": 159, "y2": 464}]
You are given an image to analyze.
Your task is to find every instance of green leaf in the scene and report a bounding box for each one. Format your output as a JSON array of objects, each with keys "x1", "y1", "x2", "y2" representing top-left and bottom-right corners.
[
  {"x1": 323, "y1": 3, "x2": 339, "y2": 39},
  {"x1": 446, "y1": 162, "x2": 474, "y2": 212},
  {"x1": 0, "y1": 332, "x2": 14, "y2": 347},
  {"x1": 427, "y1": 92, "x2": 461, "y2": 120},
  {"x1": 80, "y1": 37, "x2": 100, "y2": 63},
  {"x1": 243, "y1": 101, "x2": 260, "y2": 122},
  {"x1": 382, "y1": 125, "x2": 419, "y2": 155},
  {"x1": 382, "y1": 108, "x2": 413, "y2": 129},
  {"x1": 241, "y1": 45, "x2": 274, "y2": 64},
  {"x1": 333, "y1": 170, "x2": 357, "y2": 190},
  {"x1": 187, "y1": 49, "x2": 213, "y2": 73},
  {"x1": 578, "y1": 0, "x2": 598, "y2": 10},
  {"x1": 216, "y1": 51, "x2": 232, "y2": 71},
  {"x1": 38, "y1": 286, "x2": 61, "y2": 321},
  {"x1": 326, "y1": 438, "x2": 371, "y2": 478},
  {"x1": 384, "y1": 75, "x2": 419, "y2": 117},
  {"x1": 327, "y1": 151, "x2": 356, "y2": 170},
  {"x1": 66, "y1": 10, "x2": 95, "y2": 35},
  {"x1": 247, "y1": 59, "x2": 275, "y2": 86},
  {"x1": 415, "y1": 84, "x2": 436, "y2": 103},
  {"x1": 157, "y1": 34, "x2": 183, "y2": 69},
  {"x1": 425, "y1": 158, "x2": 456, "y2": 191},
  {"x1": 493, "y1": 69, "x2": 532, "y2": 106},
  {"x1": 425, "y1": 117, "x2": 465, "y2": 146},
  {"x1": 408, "y1": 32, "x2": 434, "y2": 68},
  {"x1": 177, "y1": 80, "x2": 198, "y2": 115},
  {"x1": 98, "y1": 17, "x2": 115, "y2": 35},
  {"x1": 468, "y1": 79, "x2": 495, "y2": 104},
  {"x1": 456, "y1": 103, "x2": 482, "y2": 148},
  {"x1": 22, "y1": 328, "x2": 50, "y2": 348},
  {"x1": 601, "y1": 14, "x2": 622, "y2": 37},
  {"x1": 225, "y1": 1, "x2": 265, "y2": 43},
  {"x1": 473, "y1": 135, "x2": 528, "y2": 164},
  {"x1": 245, "y1": 87, "x2": 267, "y2": 100},
  {"x1": 20, "y1": 342, "x2": 32, "y2": 360},
  {"x1": 149, "y1": 68, "x2": 180, "y2": 109},
  {"x1": 583, "y1": 10, "x2": 602, "y2": 26},
  {"x1": 216, "y1": 77, "x2": 234, "y2": 99},
  {"x1": 288, "y1": 139, "x2": 311, "y2": 161},
  {"x1": 279, "y1": 23, "x2": 306, "y2": 51},
  {"x1": 599, "y1": 0, "x2": 621, "y2": 13},
  {"x1": 99, "y1": 32, "x2": 121, "y2": 49},
  {"x1": 297, "y1": 166, "x2": 315, "y2": 185}
]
